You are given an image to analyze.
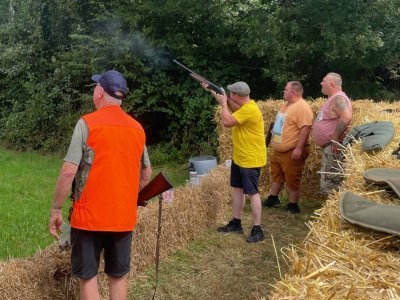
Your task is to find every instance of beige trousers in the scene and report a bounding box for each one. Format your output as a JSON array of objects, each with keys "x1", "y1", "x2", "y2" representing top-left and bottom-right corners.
[{"x1": 320, "y1": 145, "x2": 344, "y2": 194}]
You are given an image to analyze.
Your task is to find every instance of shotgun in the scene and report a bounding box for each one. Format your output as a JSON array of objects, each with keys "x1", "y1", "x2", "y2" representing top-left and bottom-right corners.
[
  {"x1": 266, "y1": 122, "x2": 274, "y2": 147},
  {"x1": 173, "y1": 59, "x2": 225, "y2": 95},
  {"x1": 137, "y1": 172, "x2": 173, "y2": 207}
]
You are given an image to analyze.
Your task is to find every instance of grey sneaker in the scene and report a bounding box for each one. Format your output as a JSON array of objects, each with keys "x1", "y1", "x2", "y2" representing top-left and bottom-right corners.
[
  {"x1": 217, "y1": 220, "x2": 244, "y2": 234},
  {"x1": 246, "y1": 227, "x2": 265, "y2": 243},
  {"x1": 263, "y1": 195, "x2": 281, "y2": 208}
]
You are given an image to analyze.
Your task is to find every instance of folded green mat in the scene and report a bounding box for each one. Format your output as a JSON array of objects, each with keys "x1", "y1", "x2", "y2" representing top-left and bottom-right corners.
[
  {"x1": 363, "y1": 168, "x2": 400, "y2": 198},
  {"x1": 343, "y1": 121, "x2": 394, "y2": 151},
  {"x1": 339, "y1": 191, "x2": 400, "y2": 236}
]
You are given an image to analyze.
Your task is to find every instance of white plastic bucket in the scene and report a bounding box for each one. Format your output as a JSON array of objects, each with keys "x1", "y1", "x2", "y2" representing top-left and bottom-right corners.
[{"x1": 188, "y1": 155, "x2": 217, "y2": 175}]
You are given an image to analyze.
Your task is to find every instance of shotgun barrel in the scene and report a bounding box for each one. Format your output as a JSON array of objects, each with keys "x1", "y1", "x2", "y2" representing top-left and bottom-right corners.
[{"x1": 173, "y1": 59, "x2": 225, "y2": 95}]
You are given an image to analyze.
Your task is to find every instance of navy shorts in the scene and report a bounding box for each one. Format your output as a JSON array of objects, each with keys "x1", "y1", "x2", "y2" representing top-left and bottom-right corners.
[
  {"x1": 71, "y1": 228, "x2": 133, "y2": 280},
  {"x1": 230, "y1": 161, "x2": 261, "y2": 195}
]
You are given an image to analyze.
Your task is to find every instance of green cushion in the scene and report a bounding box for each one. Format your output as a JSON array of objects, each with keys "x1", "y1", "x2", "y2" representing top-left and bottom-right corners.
[
  {"x1": 339, "y1": 191, "x2": 400, "y2": 236},
  {"x1": 343, "y1": 121, "x2": 394, "y2": 151},
  {"x1": 363, "y1": 168, "x2": 400, "y2": 198}
]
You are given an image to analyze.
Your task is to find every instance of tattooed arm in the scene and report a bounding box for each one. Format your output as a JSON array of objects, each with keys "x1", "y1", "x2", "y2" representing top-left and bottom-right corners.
[{"x1": 330, "y1": 95, "x2": 352, "y2": 153}]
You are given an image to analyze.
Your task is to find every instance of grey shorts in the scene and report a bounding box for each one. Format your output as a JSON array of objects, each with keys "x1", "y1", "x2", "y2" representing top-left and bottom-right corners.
[{"x1": 71, "y1": 228, "x2": 133, "y2": 280}]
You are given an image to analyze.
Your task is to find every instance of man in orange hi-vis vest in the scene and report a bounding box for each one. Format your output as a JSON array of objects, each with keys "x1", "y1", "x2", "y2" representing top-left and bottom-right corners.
[{"x1": 49, "y1": 70, "x2": 148, "y2": 300}]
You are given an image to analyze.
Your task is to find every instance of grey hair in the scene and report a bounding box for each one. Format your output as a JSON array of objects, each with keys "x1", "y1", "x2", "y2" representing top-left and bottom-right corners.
[{"x1": 326, "y1": 72, "x2": 342, "y2": 87}]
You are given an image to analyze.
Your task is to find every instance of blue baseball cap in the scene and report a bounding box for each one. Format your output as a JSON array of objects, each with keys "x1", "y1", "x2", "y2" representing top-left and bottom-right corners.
[{"x1": 91, "y1": 70, "x2": 127, "y2": 100}]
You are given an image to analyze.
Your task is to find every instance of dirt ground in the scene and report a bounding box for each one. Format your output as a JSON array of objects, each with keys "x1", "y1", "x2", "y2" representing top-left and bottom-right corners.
[{"x1": 129, "y1": 198, "x2": 322, "y2": 300}]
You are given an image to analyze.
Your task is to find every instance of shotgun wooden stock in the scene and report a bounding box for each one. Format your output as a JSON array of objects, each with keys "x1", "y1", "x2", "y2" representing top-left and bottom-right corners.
[
  {"x1": 137, "y1": 172, "x2": 173, "y2": 207},
  {"x1": 266, "y1": 122, "x2": 274, "y2": 147}
]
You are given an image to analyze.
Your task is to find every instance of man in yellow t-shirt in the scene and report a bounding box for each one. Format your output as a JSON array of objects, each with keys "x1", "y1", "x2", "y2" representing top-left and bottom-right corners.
[
  {"x1": 263, "y1": 81, "x2": 313, "y2": 213},
  {"x1": 202, "y1": 81, "x2": 266, "y2": 243}
]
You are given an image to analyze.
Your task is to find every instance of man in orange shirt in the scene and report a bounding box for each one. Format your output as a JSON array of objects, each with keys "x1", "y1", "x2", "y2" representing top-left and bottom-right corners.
[
  {"x1": 49, "y1": 70, "x2": 148, "y2": 300},
  {"x1": 263, "y1": 81, "x2": 313, "y2": 214}
]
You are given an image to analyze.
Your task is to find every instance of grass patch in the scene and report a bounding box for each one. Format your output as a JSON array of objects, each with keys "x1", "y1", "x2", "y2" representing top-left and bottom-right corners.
[
  {"x1": 152, "y1": 163, "x2": 188, "y2": 187},
  {"x1": 0, "y1": 148, "x2": 61, "y2": 259}
]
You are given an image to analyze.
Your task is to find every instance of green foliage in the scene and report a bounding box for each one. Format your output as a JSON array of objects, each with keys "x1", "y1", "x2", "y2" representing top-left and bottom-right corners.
[
  {"x1": 148, "y1": 143, "x2": 183, "y2": 166},
  {"x1": 0, "y1": 0, "x2": 399, "y2": 154},
  {"x1": 239, "y1": 0, "x2": 400, "y2": 97}
]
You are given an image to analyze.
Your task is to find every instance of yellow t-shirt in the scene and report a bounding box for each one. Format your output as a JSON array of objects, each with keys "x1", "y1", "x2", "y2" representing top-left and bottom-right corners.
[
  {"x1": 271, "y1": 98, "x2": 313, "y2": 152},
  {"x1": 231, "y1": 100, "x2": 267, "y2": 168}
]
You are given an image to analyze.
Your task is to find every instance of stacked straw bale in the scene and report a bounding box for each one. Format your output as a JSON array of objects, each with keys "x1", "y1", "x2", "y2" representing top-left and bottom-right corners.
[
  {"x1": 268, "y1": 100, "x2": 400, "y2": 299},
  {"x1": 216, "y1": 98, "x2": 400, "y2": 299},
  {"x1": 0, "y1": 166, "x2": 232, "y2": 299}
]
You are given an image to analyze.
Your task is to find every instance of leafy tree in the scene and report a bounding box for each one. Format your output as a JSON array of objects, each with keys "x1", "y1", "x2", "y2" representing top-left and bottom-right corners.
[
  {"x1": 0, "y1": 0, "x2": 83, "y2": 151},
  {"x1": 0, "y1": 0, "x2": 399, "y2": 155},
  {"x1": 240, "y1": 0, "x2": 400, "y2": 98}
]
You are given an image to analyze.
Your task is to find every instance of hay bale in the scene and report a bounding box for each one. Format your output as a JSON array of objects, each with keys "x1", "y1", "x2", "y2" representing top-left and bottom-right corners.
[
  {"x1": 0, "y1": 166, "x2": 232, "y2": 299},
  {"x1": 0, "y1": 244, "x2": 77, "y2": 299}
]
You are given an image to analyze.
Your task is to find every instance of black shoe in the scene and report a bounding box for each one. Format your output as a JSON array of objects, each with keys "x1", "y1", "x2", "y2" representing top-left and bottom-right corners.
[
  {"x1": 246, "y1": 226, "x2": 265, "y2": 243},
  {"x1": 263, "y1": 195, "x2": 281, "y2": 208},
  {"x1": 285, "y1": 203, "x2": 300, "y2": 214},
  {"x1": 217, "y1": 219, "x2": 244, "y2": 234}
]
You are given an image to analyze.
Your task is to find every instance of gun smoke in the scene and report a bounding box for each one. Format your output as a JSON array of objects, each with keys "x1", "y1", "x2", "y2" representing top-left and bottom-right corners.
[{"x1": 94, "y1": 19, "x2": 172, "y2": 70}]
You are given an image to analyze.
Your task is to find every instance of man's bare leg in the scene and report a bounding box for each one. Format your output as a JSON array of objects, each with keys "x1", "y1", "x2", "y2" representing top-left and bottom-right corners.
[
  {"x1": 80, "y1": 277, "x2": 101, "y2": 300},
  {"x1": 270, "y1": 182, "x2": 283, "y2": 196},
  {"x1": 109, "y1": 275, "x2": 127, "y2": 300},
  {"x1": 249, "y1": 193, "x2": 262, "y2": 225},
  {"x1": 232, "y1": 187, "x2": 245, "y2": 219}
]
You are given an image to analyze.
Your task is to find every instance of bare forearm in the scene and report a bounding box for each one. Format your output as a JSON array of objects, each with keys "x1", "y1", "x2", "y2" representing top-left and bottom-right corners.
[
  {"x1": 296, "y1": 126, "x2": 311, "y2": 149},
  {"x1": 333, "y1": 119, "x2": 350, "y2": 142},
  {"x1": 220, "y1": 104, "x2": 237, "y2": 127},
  {"x1": 51, "y1": 162, "x2": 77, "y2": 209},
  {"x1": 332, "y1": 96, "x2": 352, "y2": 142},
  {"x1": 139, "y1": 166, "x2": 152, "y2": 191}
]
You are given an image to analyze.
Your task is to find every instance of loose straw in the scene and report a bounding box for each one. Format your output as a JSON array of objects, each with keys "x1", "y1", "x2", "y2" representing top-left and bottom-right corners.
[{"x1": 271, "y1": 234, "x2": 282, "y2": 279}]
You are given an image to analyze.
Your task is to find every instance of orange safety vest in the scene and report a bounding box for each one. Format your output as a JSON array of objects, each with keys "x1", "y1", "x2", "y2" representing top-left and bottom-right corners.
[{"x1": 70, "y1": 105, "x2": 145, "y2": 231}]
